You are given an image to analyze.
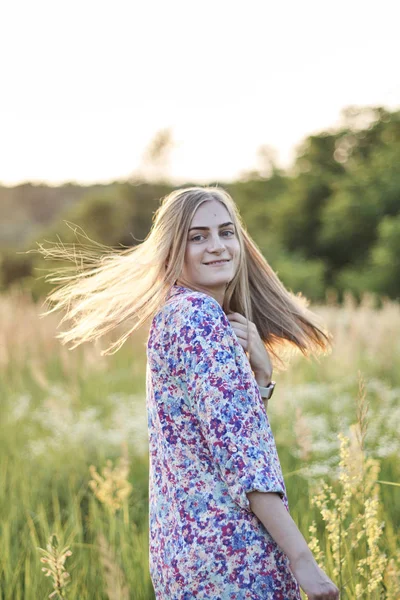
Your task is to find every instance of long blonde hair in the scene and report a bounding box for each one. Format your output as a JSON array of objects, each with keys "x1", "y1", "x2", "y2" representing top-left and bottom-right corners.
[{"x1": 30, "y1": 185, "x2": 333, "y2": 368}]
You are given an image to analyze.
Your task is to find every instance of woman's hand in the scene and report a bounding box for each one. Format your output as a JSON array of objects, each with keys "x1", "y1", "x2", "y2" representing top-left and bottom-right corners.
[
  {"x1": 226, "y1": 312, "x2": 273, "y2": 380},
  {"x1": 290, "y1": 553, "x2": 340, "y2": 599}
]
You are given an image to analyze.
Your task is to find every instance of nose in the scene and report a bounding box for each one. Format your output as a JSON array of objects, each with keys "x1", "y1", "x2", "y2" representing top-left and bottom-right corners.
[{"x1": 207, "y1": 232, "x2": 226, "y2": 252}]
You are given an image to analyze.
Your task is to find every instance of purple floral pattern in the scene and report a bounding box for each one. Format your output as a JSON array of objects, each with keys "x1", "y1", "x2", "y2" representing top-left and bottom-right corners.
[{"x1": 146, "y1": 284, "x2": 301, "y2": 599}]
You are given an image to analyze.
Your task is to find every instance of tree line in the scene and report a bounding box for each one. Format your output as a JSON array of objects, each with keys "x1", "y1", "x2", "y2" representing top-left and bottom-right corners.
[{"x1": 0, "y1": 105, "x2": 399, "y2": 304}]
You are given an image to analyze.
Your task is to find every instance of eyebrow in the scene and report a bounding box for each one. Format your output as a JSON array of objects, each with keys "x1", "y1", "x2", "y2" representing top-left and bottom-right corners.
[{"x1": 188, "y1": 221, "x2": 234, "y2": 232}]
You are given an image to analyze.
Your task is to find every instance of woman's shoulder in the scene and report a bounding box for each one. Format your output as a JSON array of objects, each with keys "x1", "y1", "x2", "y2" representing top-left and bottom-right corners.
[
  {"x1": 148, "y1": 287, "x2": 229, "y2": 353},
  {"x1": 167, "y1": 285, "x2": 221, "y2": 314},
  {"x1": 152, "y1": 285, "x2": 224, "y2": 333}
]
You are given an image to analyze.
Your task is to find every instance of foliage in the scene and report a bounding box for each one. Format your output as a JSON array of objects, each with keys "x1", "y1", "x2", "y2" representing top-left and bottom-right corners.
[{"x1": 1, "y1": 105, "x2": 400, "y2": 302}]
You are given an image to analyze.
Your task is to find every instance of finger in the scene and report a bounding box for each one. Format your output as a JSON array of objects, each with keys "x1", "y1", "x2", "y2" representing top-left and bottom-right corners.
[
  {"x1": 234, "y1": 332, "x2": 247, "y2": 344},
  {"x1": 237, "y1": 340, "x2": 249, "y2": 351},
  {"x1": 231, "y1": 331, "x2": 247, "y2": 350},
  {"x1": 230, "y1": 325, "x2": 246, "y2": 340},
  {"x1": 231, "y1": 321, "x2": 247, "y2": 334},
  {"x1": 227, "y1": 312, "x2": 248, "y2": 324},
  {"x1": 227, "y1": 315, "x2": 248, "y2": 328}
]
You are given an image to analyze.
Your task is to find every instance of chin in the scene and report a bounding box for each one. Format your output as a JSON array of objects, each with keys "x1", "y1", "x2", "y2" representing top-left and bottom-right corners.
[{"x1": 203, "y1": 279, "x2": 230, "y2": 288}]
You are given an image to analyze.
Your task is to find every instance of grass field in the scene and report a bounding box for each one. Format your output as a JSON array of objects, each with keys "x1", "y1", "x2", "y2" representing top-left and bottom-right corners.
[{"x1": 1, "y1": 288, "x2": 399, "y2": 599}]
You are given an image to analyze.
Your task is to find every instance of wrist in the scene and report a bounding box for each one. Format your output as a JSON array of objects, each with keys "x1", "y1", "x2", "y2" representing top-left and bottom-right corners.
[
  {"x1": 254, "y1": 371, "x2": 272, "y2": 386},
  {"x1": 289, "y1": 548, "x2": 317, "y2": 571}
]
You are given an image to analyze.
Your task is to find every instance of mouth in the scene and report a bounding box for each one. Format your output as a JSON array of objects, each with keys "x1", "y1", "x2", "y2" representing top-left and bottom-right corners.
[{"x1": 204, "y1": 259, "x2": 231, "y2": 266}]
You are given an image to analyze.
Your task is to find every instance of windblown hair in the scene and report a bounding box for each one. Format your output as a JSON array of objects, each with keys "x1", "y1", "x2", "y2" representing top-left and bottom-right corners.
[{"x1": 31, "y1": 185, "x2": 332, "y2": 368}]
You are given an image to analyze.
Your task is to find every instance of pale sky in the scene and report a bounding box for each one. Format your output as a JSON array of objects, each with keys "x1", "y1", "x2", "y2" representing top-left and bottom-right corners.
[{"x1": 0, "y1": 0, "x2": 399, "y2": 186}]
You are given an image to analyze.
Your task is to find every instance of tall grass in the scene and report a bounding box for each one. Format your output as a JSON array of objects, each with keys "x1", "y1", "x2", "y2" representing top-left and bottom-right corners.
[{"x1": 0, "y1": 286, "x2": 399, "y2": 598}]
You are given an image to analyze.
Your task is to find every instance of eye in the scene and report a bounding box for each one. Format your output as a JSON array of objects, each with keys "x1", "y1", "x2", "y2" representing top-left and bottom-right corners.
[{"x1": 190, "y1": 230, "x2": 234, "y2": 242}]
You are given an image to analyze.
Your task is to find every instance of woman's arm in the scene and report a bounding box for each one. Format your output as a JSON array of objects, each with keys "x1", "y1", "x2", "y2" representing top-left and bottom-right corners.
[
  {"x1": 246, "y1": 490, "x2": 312, "y2": 564},
  {"x1": 247, "y1": 491, "x2": 340, "y2": 599}
]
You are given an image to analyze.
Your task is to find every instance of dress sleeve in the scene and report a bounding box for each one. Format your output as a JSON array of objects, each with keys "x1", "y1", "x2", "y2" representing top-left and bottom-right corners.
[{"x1": 172, "y1": 294, "x2": 285, "y2": 513}]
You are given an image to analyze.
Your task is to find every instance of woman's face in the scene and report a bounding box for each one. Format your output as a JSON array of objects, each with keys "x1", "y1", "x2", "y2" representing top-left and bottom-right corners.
[{"x1": 178, "y1": 199, "x2": 240, "y2": 303}]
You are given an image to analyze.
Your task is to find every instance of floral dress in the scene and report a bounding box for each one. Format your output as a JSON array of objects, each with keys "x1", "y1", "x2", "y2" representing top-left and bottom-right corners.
[{"x1": 145, "y1": 284, "x2": 302, "y2": 599}]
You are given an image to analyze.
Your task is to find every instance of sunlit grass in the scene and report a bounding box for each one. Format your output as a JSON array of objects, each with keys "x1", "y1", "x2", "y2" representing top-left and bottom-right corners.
[{"x1": 0, "y1": 287, "x2": 399, "y2": 598}]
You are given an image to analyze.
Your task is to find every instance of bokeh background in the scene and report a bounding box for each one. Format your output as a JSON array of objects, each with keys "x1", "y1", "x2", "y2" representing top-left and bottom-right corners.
[{"x1": 1, "y1": 1, "x2": 399, "y2": 598}]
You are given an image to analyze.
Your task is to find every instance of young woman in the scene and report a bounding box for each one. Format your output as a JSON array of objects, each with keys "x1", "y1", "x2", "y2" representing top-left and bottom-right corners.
[{"x1": 36, "y1": 186, "x2": 340, "y2": 599}]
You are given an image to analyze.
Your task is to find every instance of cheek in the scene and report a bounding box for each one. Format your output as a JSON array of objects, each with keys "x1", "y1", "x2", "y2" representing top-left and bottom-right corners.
[{"x1": 184, "y1": 247, "x2": 202, "y2": 266}]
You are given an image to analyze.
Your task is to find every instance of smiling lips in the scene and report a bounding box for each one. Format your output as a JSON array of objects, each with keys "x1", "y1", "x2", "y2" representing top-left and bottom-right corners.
[{"x1": 204, "y1": 259, "x2": 230, "y2": 265}]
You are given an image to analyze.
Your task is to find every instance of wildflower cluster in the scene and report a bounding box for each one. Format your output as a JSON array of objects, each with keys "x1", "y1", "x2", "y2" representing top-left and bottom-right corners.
[
  {"x1": 37, "y1": 533, "x2": 72, "y2": 599},
  {"x1": 89, "y1": 446, "x2": 133, "y2": 514}
]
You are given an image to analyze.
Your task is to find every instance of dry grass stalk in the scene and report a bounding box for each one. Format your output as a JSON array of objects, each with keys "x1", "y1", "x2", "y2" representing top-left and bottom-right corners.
[
  {"x1": 293, "y1": 406, "x2": 312, "y2": 461},
  {"x1": 383, "y1": 554, "x2": 400, "y2": 599},
  {"x1": 96, "y1": 532, "x2": 129, "y2": 600},
  {"x1": 37, "y1": 533, "x2": 72, "y2": 599},
  {"x1": 308, "y1": 372, "x2": 390, "y2": 597},
  {"x1": 314, "y1": 292, "x2": 400, "y2": 377},
  {"x1": 28, "y1": 357, "x2": 51, "y2": 390}
]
